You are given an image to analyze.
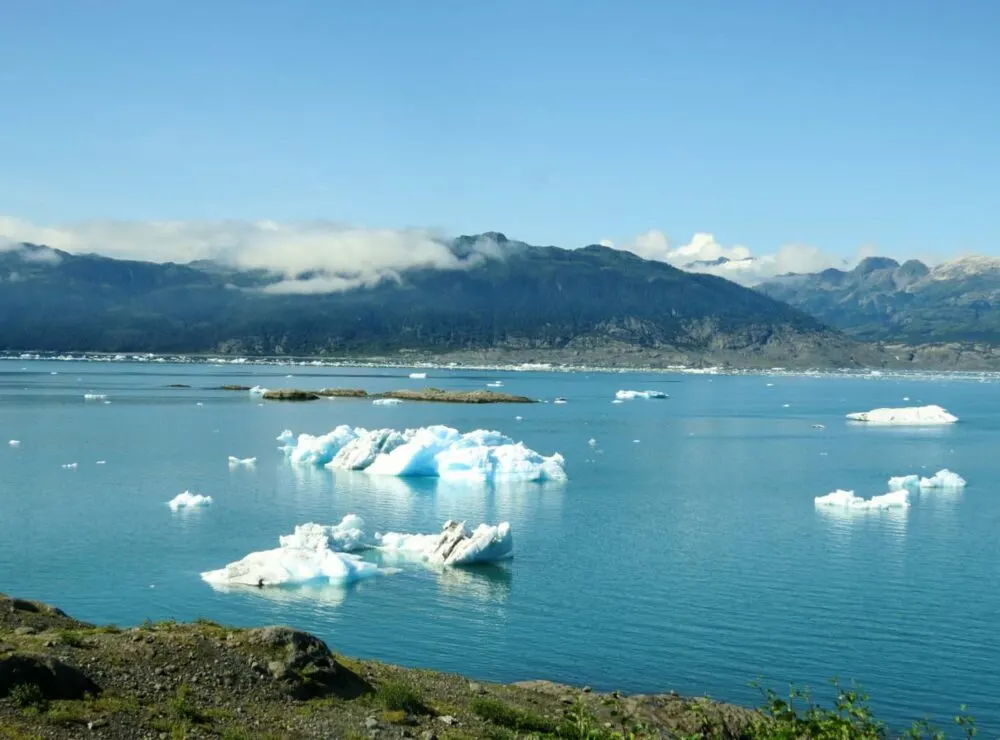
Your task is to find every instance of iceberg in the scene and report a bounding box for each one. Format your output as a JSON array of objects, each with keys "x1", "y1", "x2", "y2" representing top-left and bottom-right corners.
[
  {"x1": 168, "y1": 491, "x2": 213, "y2": 511},
  {"x1": 8, "y1": 440, "x2": 19, "y2": 447},
  {"x1": 376, "y1": 520, "x2": 513, "y2": 566},
  {"x1": 373, "y1": 398, "x2": 403, "y2": 406},
  {"x1": 201, "y1": 548, "x2": 377, "y2": 588},
  {"x1": 278, "y1": 515, "x2": 371, "y2": 552},
  {"x1": 814, "y1": 489, "x2": 910, "y2": 510},
  {"x1": 615, "y1": 390, "x2": 668, "y2": 400},
  {"x1": 888, "y1": 474, "x2": 919, "y2": 490},
  {"x1": 845, "y1": 405, "x2": 958, "y2": 425},
  {"x1": 201, "y1": 514, "x2": 380, "y2": 587},
  {"x1": 61, "y1": 462, "x2": 77, "y2": 469},
  {"x1": 83, "y1": 393, "x2": 107, "y2": 401},
  {"x1": 228, "y1": 456, "x2": 257, "y2": 466},
  {"x1": 279, "y1": 424, "x2": 567, "y2": 482},
  {"x1": 408, "y1": 372, "x2": 427, "y2": 379},
  {"x1": 918, "y1": 469, "x2": 967, "y2": 489}
]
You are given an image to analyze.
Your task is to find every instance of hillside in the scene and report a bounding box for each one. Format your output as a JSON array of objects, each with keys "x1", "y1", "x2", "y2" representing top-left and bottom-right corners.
[
  {"x1": 0, "y1": 235, "x2": 870, "y2": 368},
  {"x1": 758, "y1": 256, "x2": 1000, "y2": 344}
]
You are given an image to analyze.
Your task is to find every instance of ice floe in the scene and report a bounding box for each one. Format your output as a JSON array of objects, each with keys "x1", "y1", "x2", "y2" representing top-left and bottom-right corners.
[
  {"x1": 228, "y1": 456, "x2": 257, "y2": 466},
  {"x1": 61, "y1": 462, "x2": 77, "y2": 469},
  {"x1": 409, "y1": 372, "x2": 427, "y2": 379},
  {"x1": 615, "y1": 390, "x2": 668, "y2": 400},
  {"x1": 168, "y1": 491, "x2": 213, "y2": 511},
  {"x1": 814, "y1": 489, "x2": 910, "y2": 510},
  {"x1": 83, "y1": 393, "x2": 107, "y2": 401},
  {"x1": 845, "y1": 405, "x2": 958, "y2": 425},
  {"x1": 278, "y1": 425, "x2": 566, "y2": 481},
  {"x1": 487, "y1": 381, "x2": 504, "y2": 388},
  {"x1": 8, "y1": 440, "x2": 19, "y2": 447},
  {"x1": 376, "y1": 520, "x2": 513, "y2": 566},
  {"x1": 888, "y1": 474, "x2": 919, "y2": 490},
  {"x1": 279, "y1": 515, "x2": 371, "y2": 553},
  {"x1": 918, "y1": 469, "x2": 967, "y2": 489},
  {"x1": 96, "y1": 460, "x2": 106, "y2": 465},
  {"x1": 201, "y1": 546, "x2": 377, "y2": 588},
  {"x1": 373, "y1": 398, "x2": 403, "y2": 406}
]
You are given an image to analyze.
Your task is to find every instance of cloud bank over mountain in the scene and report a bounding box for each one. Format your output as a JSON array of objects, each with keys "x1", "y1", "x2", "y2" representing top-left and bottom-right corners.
[{"x1": 599, "y1": 229, "x2": 862, "y2": 285}]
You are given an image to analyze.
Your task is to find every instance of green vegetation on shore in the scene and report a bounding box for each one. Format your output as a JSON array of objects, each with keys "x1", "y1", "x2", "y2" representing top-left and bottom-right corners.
[{"x1": 0, "y1": 594, "x2": 979, "y2": 739}]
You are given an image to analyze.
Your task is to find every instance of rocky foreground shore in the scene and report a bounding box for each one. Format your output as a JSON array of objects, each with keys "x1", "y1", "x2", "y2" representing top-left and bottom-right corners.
[{"x1": 0, "y1": 593, "x2": 751, "y2": 739}]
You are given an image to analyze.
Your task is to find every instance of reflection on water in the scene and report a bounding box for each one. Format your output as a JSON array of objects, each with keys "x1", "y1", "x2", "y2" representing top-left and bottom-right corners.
[
  {"x1": 204, "y1": 579, "x2": 359, "y2": 607},
  {"x1": 437, "y1": 563, "x2": 512, "y2": 604}
]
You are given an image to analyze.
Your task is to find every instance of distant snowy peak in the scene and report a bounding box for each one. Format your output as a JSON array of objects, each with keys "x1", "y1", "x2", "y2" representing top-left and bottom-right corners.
[{"x1": 927, "y1": 255, "x2": 1000, "y2": 281}]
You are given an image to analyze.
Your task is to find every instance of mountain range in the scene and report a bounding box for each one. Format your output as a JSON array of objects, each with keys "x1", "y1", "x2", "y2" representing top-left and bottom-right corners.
[
  {"x1": 757, "y1": 255, "x2": 1000, "y2": 344},
  {"x1": 0, "y1": 234, "x2": 869, "y2": 368}
]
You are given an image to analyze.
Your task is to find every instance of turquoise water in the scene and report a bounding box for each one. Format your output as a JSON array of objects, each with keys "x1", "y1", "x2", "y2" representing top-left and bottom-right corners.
[{"x1": 2, "y1": 361, "x2": 998, "y2": 732}]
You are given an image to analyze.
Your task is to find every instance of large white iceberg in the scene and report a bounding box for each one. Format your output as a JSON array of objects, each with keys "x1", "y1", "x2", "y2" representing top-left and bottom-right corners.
[
  {"x1": 615, "y1": 390, "x2": 668, "y2": 401},
  {"x1": 918, "y1": 469, "x2": 967, "y2": 489},
  {"x1": 168, "y1": 491, "x2": 213, "y2": 511},
  {"x1": 814, "y1": 489, "x2": 910, "y2": 510},
  {"x1": 845, "y1": 405, "x2": 958, "y2": 425},
  {"x1": 376, "y1": 520, "x2": 513, "y2": 566},
  {"x1": 278, "y1": 424, "x2": 567, "y2": 482}
]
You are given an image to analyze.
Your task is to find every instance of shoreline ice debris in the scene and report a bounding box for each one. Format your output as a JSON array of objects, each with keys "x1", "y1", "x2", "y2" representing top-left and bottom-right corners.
[
  {"x1": 248, "y1": 385, "x2": 268, "y2": 395},
  {"x1": 918, "y1": 469, "x2": 966, "y2": 489},
  {"x1": 814, "y1": 489, "x2": 910, "y2": 510},
  {"x1": 228, "y1": 456, "x2": 257, "y2": 466},
  {"x1": 201, "y1": 514, "x2": 379, "y2": 588},
  {"x1": 83, "y1": 393, "x2": 107, "y2": 401},
  {"x1": 845, "y1": 405, "x2": 958, "y2": 425},
  {"x1": 276, "y1": 425, "x2": 567, "y2": 481},
  {"x1": 376, "y1": 521, "x2": 513, "y2": 566},
  {"x1": 615, "y1": 390, "x2": 668, "y2": 400},
  {"x1": 168, "y1": 491, "x2": 213, "y2": 511}
]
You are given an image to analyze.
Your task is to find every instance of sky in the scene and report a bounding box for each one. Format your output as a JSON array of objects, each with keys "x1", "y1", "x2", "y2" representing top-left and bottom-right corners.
[{"x1": 0, "y1": 0, "x2": 998, "y2": 283}]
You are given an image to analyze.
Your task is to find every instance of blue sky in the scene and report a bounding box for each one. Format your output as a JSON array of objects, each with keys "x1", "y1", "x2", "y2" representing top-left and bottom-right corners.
[{"x1": 0, "y1": 0, "x2": 997, "y2": 263}]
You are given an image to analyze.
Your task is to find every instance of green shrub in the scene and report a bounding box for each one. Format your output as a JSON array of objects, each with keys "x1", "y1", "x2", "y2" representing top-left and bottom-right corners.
[
  {"x1": 9, "y1": 683, "x2": 48, "y2": 712},
  {"x1": 375, "y1": 679, "x2": 427, "y2": 715},
  {"x1": 471, "y1": 697, "x2": 556, "y2": 734}
]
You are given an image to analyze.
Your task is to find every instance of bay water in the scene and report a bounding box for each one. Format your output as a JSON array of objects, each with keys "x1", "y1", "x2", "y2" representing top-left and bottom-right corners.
[{"x1": 2, "y1": 361, "x2": 998, "y2": 733}]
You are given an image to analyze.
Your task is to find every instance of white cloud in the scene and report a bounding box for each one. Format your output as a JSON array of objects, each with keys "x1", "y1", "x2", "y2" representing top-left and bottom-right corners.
[
  {"x1": 0, "y1": 216, "x2": 501, "y2": 294},
  {"x1": 602, "y1": 229, "x2": 846, "y2": 285}
]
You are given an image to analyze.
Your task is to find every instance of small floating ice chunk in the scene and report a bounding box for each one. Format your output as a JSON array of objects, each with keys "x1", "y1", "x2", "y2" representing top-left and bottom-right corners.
[
  {"x1": 632, "y1": 439, "x2": 640, "y2": 443},
  {"x1": 373, "y1": 398, "x2": 403, "y2": 406},
  {"x1": 514, "y1": 415, "x2": 523, "y2": 421},
  {"x1": 96, "y1": 460, "x2": 106, "y2": 465},
  {"x1": 408, "y1": 372, "x2": 427, "y2": 379},
  {"x1": 903, "y1": 396, "x2": 910, "y2": 401},
  {"x1": 376, "y1": 520, "x2": 513, "y2": 566},
  {"x1": 228, "y1": 456, "x2": 257, "y2": 466},
  {"x1": 487, "y1": 381, "x2": 504, "y2": 388},
  {"x1": 766, "y1": 383, "x2": 774, "y2": 387},
  {"x1": 168, "y1": 491, "x2": 213, "y2": 511},
  {"x1": 615, "y1": 390, "x2": 668, "y2": 400},
  {"x1": 249, "y1": 385, "x2": 268, "y2": 395},
  {"x1": 918, "y1": 469, "x2": 966, "y2": 489},
  {"x1": 553, "y1": 397, "x2": 567, "y2": 404},
  {"x1": 846, "y1": 405, "x2": 958, "y2": 425},
  {"x1": 196, "y1": 402, "x2": 204, "y2": 406},
  {"x1": 8, "y1": 440, "x2": 20, "y2": 447},
  {"x1": 782, "y1": 403, "x2": 791, "y2": 408},
  {"x1": 588, "y1": 438, "x2": 597, "y2": 447},
  {"x1": 61, "y1": 462, "x2": 77, "y2": 469},
  {"x1": 611, "y1": 399, "x2": 624, "y2": 404},
  {"x1": 888, "y1": 474, "x2": 919, "y2": 490},
  {"x1": 83, "y1": 393, "x2": 107, "y2": 401},
  {"x1": 814, "y1": 489, "x2": 909, "y2": 510},
  {"x1": 812, "y1": 424, "x2": 825, "y2": 430}
]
